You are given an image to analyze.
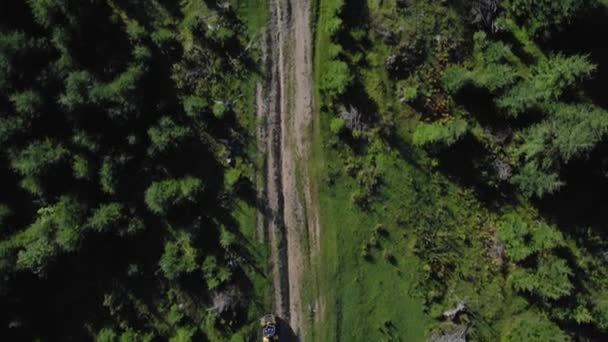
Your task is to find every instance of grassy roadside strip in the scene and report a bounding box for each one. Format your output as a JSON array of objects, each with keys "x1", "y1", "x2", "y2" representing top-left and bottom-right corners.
[
  {"x1": 309, "y1": 0, "x2": 431, "y2": 340},
  {"x1": 230, "y1": 1, "x2": 271, "y2": 340},
  {"x1": 309, "y1": 0, "x2": 608, "y2": 340},
  {"x1": 309, "y1": 1, "x2": 341, "y2": 339},
  {"x1": 308, "y1": 1, "x2": 552, "y2": 340}
]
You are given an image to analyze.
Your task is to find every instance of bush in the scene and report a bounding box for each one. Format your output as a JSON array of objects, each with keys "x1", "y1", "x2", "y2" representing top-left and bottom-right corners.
[
  {"x1": 507, "y1": 0, "x2": 596, "y2": 37},
  {"x1": 324, "y1": 0, "x2": 345, "y2": 39},
  {"x1": 100, "y1": 158, "x2": 118, "y2": 194},
  {"x1": 15, "y1": 197, "x2": 84, "y2": 275},
  {"x1": 510, "y1": 162, "x2": 563, "y2": 198},
  {"x1": 511, "y1": 255, "x2": 573, "y2": 300},
  {"x1": 505, "y1": 311, "x2": 570, "y2": 341},
  {"x1": 0, "y1": 205, "x2": 11, "y2": 228},
  {"x1": 498, "y1": 55, "x2": 595, "y2": 116},
  {"x1": 593, "y1": 294, "x2": 608, "y2": 331},
  {"x1": 326, "y1": 16, "x2": 343, "y2": 38},
  {"x1": 202, "y1": 255, "x2": 231, "y2": 290},
  {"x1": 212, "y1": 101, "x2": 227, "y2": 119},
  {"x1": 72, "y1": 155, "x2": 90, "y2": 179},
  {"x1": 96, "y1": 328, "x2": 118, "y2": 342},
  {"x1": 144, "y1": 177, "x2": 204, "y2": 215},
  {"x1": 412, "y1": 119, "x2": 468, "y2": 147},
  {"x1": 320, "y1": 60, "x2": 352, "y2": 101},
  {"x1": 443, "y1": 32, "x2": 518, "y2": 95},
  {"x1": 498, "y1": 213, "x2": 564, "y2": 262},
  {"x1": 12, "y1": 140, "x2": 69, "y2": 178},
  {"x1": 12, "y1": 140, "x2": 70, "y2": 195},
  {"x1": 169, "y1": 326, "x2": 197, "y2": 342},
  {"x1": 159, "y1": 233, "x2": 199, "y2": 280},
  {"x1": 87, "y1": 203, "x2": 123, "y2": 233},
  {"x1": 11, "y1": 90, "x2": 43, "y2": 117},
  {"x1": 148, "y1": 117, "x2": 192, "y2": 153},
  {"x1": 330, "y1": 117, "x2": 346, "y2": 135},
  {"x1": 183, "y1": 96, "x2": 207, "y2": 117},
  {"x1": 402, "y1": 85, "x2": 418, "y2": 103},
  {"x1": 0, "y1": 116, "x2": 25, "y2": 147},
  {"x1": 60, "y1": 71, "x2": 93, "y2": 110}
]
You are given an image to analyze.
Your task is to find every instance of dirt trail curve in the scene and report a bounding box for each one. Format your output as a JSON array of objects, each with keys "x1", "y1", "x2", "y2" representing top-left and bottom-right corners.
[{"x1": 256, "y1": 0, "x2": 321, "y2": 339}]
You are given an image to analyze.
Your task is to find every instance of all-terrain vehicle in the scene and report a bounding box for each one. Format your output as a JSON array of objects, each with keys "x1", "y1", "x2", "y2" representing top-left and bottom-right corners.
[{"x1": 260, "y1": 314, "x2": 279, "y2": 341}]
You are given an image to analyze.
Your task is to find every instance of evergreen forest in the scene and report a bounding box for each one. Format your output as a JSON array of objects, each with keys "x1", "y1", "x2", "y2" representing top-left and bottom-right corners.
[{"x1": 1, "y1": 0, "x2": 608, "y2": 341}]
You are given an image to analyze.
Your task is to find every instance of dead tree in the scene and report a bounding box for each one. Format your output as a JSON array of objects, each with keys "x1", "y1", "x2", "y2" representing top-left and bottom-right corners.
[
  {"x1": 339, "y1": 105, "x2": 368, "y2": 132},
  {"x1": 429, "y1": 325, "x2": 469, "y2": 342},
  {"x1": 469, "y1": 0, "x2": 502, "y2": 32},
  {"x1": 443, "y1": 301, "x2": 466, "y2": 321}
]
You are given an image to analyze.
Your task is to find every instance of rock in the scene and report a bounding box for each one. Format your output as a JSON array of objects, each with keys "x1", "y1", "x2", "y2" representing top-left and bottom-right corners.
[
  {"x1": 429, "y1": 325, "x2": 469, "y2": 342},
  {"x1": 443, "y1": 301, "x2": 466, "y2": 321}
]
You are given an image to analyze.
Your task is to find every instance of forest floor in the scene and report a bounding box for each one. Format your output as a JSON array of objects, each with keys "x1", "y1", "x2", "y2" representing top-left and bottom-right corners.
[{"x1": 256, "y1": 0, "x2": 320, "y2": 339}]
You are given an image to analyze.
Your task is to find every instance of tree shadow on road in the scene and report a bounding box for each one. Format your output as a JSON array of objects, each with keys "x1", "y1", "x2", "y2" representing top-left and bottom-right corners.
[{"x1": 277, "y1": 316, "x2": 299, "y2": 342}]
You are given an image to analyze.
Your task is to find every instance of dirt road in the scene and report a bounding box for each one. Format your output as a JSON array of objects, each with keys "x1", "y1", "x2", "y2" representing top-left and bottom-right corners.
[{"x1": 256, "y1": 0, "x2": 320, "y2": 339}]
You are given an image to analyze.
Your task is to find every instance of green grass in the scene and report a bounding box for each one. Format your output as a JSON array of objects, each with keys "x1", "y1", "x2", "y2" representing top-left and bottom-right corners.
[
  {"x1": 233, "y1": 0, "x2": 269, "y2": 41},
  {"x1": 311, "y1": 0, "x2": 431, "y2": 340},
  {"x1": 312, "y1": 145, "x2": 432, "y2": 341},
  {"x1": 232, "y1": 200, "x2": 272, "y2": 339},
  {"x1": 308, "y1": 0, "x2": 522, "y2": 340},
  {"x1": 308, "y1": 0, "x2": 608, "y2": 340}
]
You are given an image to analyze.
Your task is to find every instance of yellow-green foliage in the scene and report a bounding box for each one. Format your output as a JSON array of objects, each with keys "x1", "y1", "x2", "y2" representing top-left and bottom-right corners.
[
  {"x1": 144, "y1": 177, "x2": 204, "y2": 215},
  {"x1": 412, "y1": 118, "x2": 468, "y2": 147},
  {"x1": 159, "y1": 232, "x2": 199, "y2": 280},
  {"x1": 503, "y1": 310, "x2": 570, "y2": 341}
]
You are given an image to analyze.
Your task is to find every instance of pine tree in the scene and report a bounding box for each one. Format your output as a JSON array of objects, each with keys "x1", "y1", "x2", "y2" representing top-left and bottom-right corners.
[
  {"x1": 507, "y1": 0, "x2": 597, "y2": 37},
  {"x1": 498, "y1": 55, "x2": 595, "y2": 116}
]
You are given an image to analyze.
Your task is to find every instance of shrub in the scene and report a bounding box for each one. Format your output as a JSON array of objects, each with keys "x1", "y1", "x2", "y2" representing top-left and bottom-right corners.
[
  {"x1": 183, "y1": 96, "x2": 207, "y2": 117},
  {"x1": 212, "y1": 101, "x2": 227, "y2": 119},
  {"x1": 593, "y1": 294, "x2": 608, "y2": 331},
  {"x1": 0, "y1": 205, "x2": 11, "y2": 228},
  {"x1": 330, "y1": 117, "x2": 346, "y2": 135},
  {"x1": 444, "y1": 32, "x2": 518, "y2": 95},
  {"x1": 412, "y1": 119, "x2": 468, "y2": 147},
  {"x1": 96, "y1": 328, "x2": 118, "y2": 342},
  {"x1": 144, "y1": 177, "x2": 204, "y2": 215},
  {"x1": 12, "y1": 140, "x2": 69, "y2": 194},
  {"x1": 159, "y1": 233, "x2": 198, "y2": 280},
  {"x1": 169, "y1": 326, "x2": 197, "y2": 342},
  {"x1": 11, "y1": 90, "x2": 43, "y2": 117},
  {"x1": 0, "y1": 116, "x2": 25, "y2": 147},
  {"x1": 202, "y1": 255, "x2": 231, "y2": 290},
  {"x1": 507, "y1": 0, "x2": 596, "y2": 37},
  {"x1": 505, "y1": 311, "x2": 570, "y2": 341},
  {"x1": 100, "y1": 158, "x2": 118, "y2": 194},
  {"x1": 72, "y1": 155, "x2": 90, "y2": 179},
  {"x1": 320, "y1": 60, "x2": 352, "y2": 101},
  {"x1": 498, "y1": 213, "x2": 564, "y2": 262},
  {"x1": 148, "y1": 117, "x2": 192, "y2": 153},
  {"x1": 498, "y1": 55, "x2": 595, "y2": 116},
  {"x1": 60, "y1": 71, "x2": 93, "y2": 110},
  {"x1": 511, "y1": 255, "x2": 573, "y2": 300},
  {"x1": 510, "y1": 162, "x2": 563, "y2": 198},
  {"x1": 87, "y1": 203, "x2": 123, "y2": 233},
  {"x1": 326, "y1": 16, "x2": 343, "y2": 38},
  {"x1": 15, "y1": 197, "x2": 84, "y2": 275},
  {"x1": 402, "y1": 85, "x2": 418, "y2": 102},
  {"x1": 12, "y1": 140, "x2": 69, "y2": 178}
]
